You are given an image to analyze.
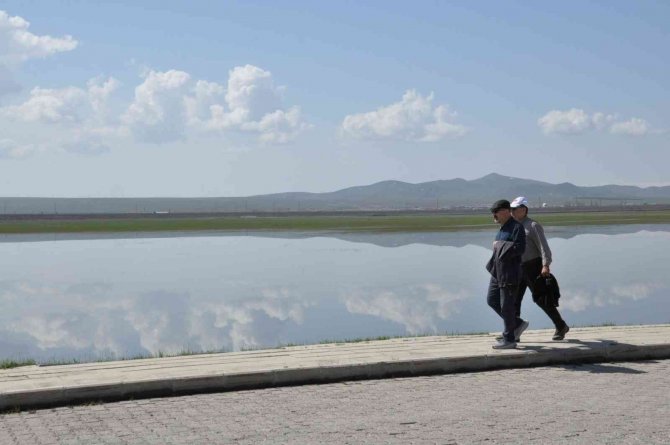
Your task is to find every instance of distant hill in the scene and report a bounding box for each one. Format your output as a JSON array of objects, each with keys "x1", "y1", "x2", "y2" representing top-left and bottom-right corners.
[{"x1": 2, "y1": 173, "x2": 670, "y2": 214}]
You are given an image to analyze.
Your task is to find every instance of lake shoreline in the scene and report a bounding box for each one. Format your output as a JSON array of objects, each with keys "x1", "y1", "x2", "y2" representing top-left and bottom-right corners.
[
  {"x1": 0, "y1": 322, "x2": 646, "y2": 370},
  {"x1": 2, "y1": 209, "x2": 670, "y2": 234}
]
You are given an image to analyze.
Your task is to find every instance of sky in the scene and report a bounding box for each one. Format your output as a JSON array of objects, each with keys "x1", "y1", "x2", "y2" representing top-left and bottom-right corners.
[{"x1": 0, "y1": 0, "x2": 668, "y2": 197}]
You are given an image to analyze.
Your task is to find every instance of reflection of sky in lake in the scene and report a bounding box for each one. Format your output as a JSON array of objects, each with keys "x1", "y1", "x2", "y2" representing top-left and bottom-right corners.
[{"x1": 1, "y1": 224, "x2": 669, "y2": 362}]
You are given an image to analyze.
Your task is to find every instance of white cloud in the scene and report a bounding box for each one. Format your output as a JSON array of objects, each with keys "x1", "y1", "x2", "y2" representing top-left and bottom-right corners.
[
  {"x1": 121, "y1": 69, "x2": 191, "y2": 143},
  {"x1": 591, "y1": 112, "x2": 617, "y2": 130},
  {"x1": 184, "y1": 79, "x2": 225, "y2": 126},
  {"x1": 1, "y1": 64, "x2": 306, "y2": 154},
  {"x1": 0, "y1": 10, "x2": 77, "y2": 66},
  {"x1": 537, "y1": 108, "x2": 592, "y2": 134},
  {"x1": 202, "y1": 65, "x2": 309, "y2": 143},
  {"x1": 341, "y1": 90, "x2": 467, "y2": 142},
  {"x1": 0, "y1": 138, "x2": 36, "y2": 159},
  {"x1": 225, "y1": 64, "x2": 282, "y2": 122},
  {"x1": 121, "y1": 65, "x2": 307, "y2": 144},
  {"x1": 0, "y1": 76, "x2": 120, "y2": 156},
  {"x1": 538, "y1": 108, "x2": 652, "y2": 136},
  {"x1": 609, "y1": 118, "x2": 650, "y2": 136},
  {"x1": 0, "y1": 11, "x2": 77, "y2": 96},
  {"x1": 1, "y1": 76, "x2": 119, "y2": 124},
  {"x1": 1, "y1": 86, "x2": 87, "y2": 122},
  {"x1": 251, "y1": 107, "x2": 309, "y2": 144},
  {"x1": 87, "y1": 76, "x2": 121, "y2": 120}
]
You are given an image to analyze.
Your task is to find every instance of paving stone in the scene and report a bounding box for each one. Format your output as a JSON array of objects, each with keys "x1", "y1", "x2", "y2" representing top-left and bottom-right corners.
[{"x1": 2, "y1": 359, "x2": 668, "y2": 444}]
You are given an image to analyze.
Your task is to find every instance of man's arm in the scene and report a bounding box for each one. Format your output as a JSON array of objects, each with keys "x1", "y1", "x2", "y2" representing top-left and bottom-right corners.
[{"x1": 532, "y1": 222, "x2": 552, "y2": 266}]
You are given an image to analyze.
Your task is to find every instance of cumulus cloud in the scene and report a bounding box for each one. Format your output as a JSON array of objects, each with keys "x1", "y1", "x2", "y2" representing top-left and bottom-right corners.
[
  {"x1": 184, "y1": 79, "x2": 225, "y2": 125},
  {"x1": 341, "y1": 90, "x2": 467, "y2": 142},
  {"x1": 538, "y1": 108, "x2": 651, "y2": 136},
  {"x1": 1, "y1": 63, "x2": 307, "y2": 154},
  {"x1": 609, "y1": 118, "x2": 650, "y2": 136},
  {"x1": 122, "y1": 65, "x2": 308, "y2": 144},
  {"x1": 0, "y1": 10, "x2": 77, "y2": 65},
  {"x1": 1, "y1": 76, "x2": 119, "y2": 124},
  {"x1": 87, "y1": 76, "x2": 121, "y2": 120},
  {"x1": 1, "y1": 86, "x2": 87, "y2": 122},
  {"x1": 537, "y1": 108, "x2": 592, "y2": 134},
  {"x1": 225, "y1": 64, "x2": 282, "y2": 122},
  {"x1": 0, "y1": 10, "x2": 77, "y2": 95},
  {"x1": 202, "y1": 65, "x2": 309, "y2": 143},
  {"x1": 0, "y1": 76, "x2": 120, "y2": 155},
  {"x1": 121, "y1": 69, "x2": 191, "y2": 143}
]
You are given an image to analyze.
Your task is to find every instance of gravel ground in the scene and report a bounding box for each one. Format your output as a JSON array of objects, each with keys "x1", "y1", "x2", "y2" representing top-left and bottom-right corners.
[{"x1": 1, "y1": 359, "x2": 669, "y2": 444}]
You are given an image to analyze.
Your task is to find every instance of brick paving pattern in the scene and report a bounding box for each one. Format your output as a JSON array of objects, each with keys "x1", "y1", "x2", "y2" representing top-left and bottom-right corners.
[{"x1": 1, "y1": 359, "x2": 669, "y2": 444}]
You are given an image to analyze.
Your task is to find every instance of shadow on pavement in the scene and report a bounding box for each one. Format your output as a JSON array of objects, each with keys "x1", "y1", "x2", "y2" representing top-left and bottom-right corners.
[
  {"x1": 518, "y1": 338, "x2": 658, "y2": 374},
  {"x1": 557, "y1": 362, "x2": 650, "y2": 374}
]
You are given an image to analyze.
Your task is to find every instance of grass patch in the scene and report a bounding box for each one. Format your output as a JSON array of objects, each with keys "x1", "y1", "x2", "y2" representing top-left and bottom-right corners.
[
  {"x1": 1, "y1": 210, "x2": 670, "y2": 234},
  {"x1": 35, "y1": 348, "x2": 231, "y2": 367},
  {"x1": 0, "y1": 359, "x2": 37, "y2": 369},
  {"x1": 573, "y1": 321, "x2": 631, "y2": 328}
]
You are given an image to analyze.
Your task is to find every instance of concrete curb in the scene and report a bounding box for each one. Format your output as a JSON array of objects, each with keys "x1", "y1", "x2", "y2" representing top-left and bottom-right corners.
[{"x1": 1, "y1": 325, "x2": 669, "y2": 411}]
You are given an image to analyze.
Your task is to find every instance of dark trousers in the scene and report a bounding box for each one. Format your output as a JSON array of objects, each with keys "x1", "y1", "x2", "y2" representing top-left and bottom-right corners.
[
  {"x1": 516, "y1": 258, "x2": 566, "y2": 330},
  {"x1": 487, "y1": 277, "x2": 522, "y2": 342}
]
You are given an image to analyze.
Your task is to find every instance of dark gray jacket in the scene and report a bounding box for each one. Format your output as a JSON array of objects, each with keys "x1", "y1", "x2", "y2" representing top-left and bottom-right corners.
[{"x1": 486, "y1": 217, "x2": 526, "y2": 286}]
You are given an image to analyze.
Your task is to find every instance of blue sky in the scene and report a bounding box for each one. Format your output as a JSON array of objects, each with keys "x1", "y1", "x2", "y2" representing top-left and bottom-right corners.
[{"x1": 0, "y1": 1, "x2": 668, "y2": 196}]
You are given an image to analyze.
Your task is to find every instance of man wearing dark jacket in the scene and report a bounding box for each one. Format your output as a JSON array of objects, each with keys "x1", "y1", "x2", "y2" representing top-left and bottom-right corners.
[{"x1": 486, "y1": 199, "x2": 528, "y2": 349}]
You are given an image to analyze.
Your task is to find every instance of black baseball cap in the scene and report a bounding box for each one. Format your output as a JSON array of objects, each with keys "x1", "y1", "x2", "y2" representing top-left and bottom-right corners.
[{"x1": 490, "y1": 199, "x2": 511, "y2": 213}]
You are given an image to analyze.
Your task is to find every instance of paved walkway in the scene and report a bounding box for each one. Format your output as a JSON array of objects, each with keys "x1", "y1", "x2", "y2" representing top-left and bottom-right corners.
[
  {"x1": 1, "y1": 324, "x2": 669, "y2": 411},
  {"x1": 1, "y1": 359, "x2": 669, "y2": 444}
]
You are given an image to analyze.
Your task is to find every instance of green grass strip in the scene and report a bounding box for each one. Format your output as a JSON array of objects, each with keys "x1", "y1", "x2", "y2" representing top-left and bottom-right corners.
[{"x1": 1, "y1": 210, "x2": 670, "y2": 234}]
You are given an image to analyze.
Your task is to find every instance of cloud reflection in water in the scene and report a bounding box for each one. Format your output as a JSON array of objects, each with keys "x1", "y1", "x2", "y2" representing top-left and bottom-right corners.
[{"x1": 0, "y1": 225, "x2": 668, "y2": 362}]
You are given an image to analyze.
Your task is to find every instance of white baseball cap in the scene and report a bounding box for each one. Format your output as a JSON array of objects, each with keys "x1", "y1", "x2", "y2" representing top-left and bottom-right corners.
[{"x1": 510, "y1": 196, "x2": 529, "y2": 208}]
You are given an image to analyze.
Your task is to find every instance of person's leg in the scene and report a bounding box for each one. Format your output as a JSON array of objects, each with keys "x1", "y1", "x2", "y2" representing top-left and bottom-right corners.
[
  {"x1": 487, "y1": 277, "x2": 502, "y2": 317},
  {"x1": 515, "y1": 279, "x2": 527, "y2": 320},
  {"x1": 536, "y1": 301, "x2": 567, "y2": 330},
  {"x1": 500, "y1": 285, "x2": 518, "y2": 342},
  {"x1": 518, "y1": 258, "x2": 541, "y2": 320}
]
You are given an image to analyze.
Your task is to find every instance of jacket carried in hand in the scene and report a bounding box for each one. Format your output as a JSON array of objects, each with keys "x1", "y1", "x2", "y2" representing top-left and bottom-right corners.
[
  {"x1": 485, "y1": 217, "x2": 526, "y2": 286},
  {"x1": 532, "y1": 273, "x2": 561, "y2": 307}
]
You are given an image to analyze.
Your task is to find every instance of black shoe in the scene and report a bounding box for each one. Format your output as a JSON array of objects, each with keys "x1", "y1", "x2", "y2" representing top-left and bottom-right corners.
[{"x1": 552, "y1": 325, "x2": 570, "y2": 341}]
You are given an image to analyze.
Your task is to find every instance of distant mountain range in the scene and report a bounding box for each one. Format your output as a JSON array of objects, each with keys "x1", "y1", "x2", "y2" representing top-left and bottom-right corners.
[{"x1": 2, "y1": 173, "x2": 670, "y2": 214}]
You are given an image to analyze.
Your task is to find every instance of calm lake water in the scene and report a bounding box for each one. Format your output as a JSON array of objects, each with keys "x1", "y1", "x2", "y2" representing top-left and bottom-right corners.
[{"x1": 1, "y1": 224, "x2": 669, "y2": 363}]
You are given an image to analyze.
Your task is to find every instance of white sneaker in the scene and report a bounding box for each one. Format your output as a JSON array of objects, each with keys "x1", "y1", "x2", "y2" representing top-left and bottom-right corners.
[
  {"x1": 514, "y1": 320, "x2": 529, "y2": 342},
  {"x1": 492, "y1": 339, "x2": 517, "y2": 349}
]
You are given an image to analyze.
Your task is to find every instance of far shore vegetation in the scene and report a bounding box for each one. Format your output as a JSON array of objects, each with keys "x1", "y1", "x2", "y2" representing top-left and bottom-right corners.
[{"x1": 1, "y1": 209, "x2": 670, "y2": 235}]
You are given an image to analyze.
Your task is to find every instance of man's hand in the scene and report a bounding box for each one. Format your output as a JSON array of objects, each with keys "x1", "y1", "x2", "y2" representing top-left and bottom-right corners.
[{"x1": 541, "y1": 265, "x2": 551, "y2": 277}]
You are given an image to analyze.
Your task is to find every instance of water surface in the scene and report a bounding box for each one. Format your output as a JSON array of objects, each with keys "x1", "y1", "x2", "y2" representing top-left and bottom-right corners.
[{"x1": 1, "y1": 224, "x2": 668, "y2": 362}]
